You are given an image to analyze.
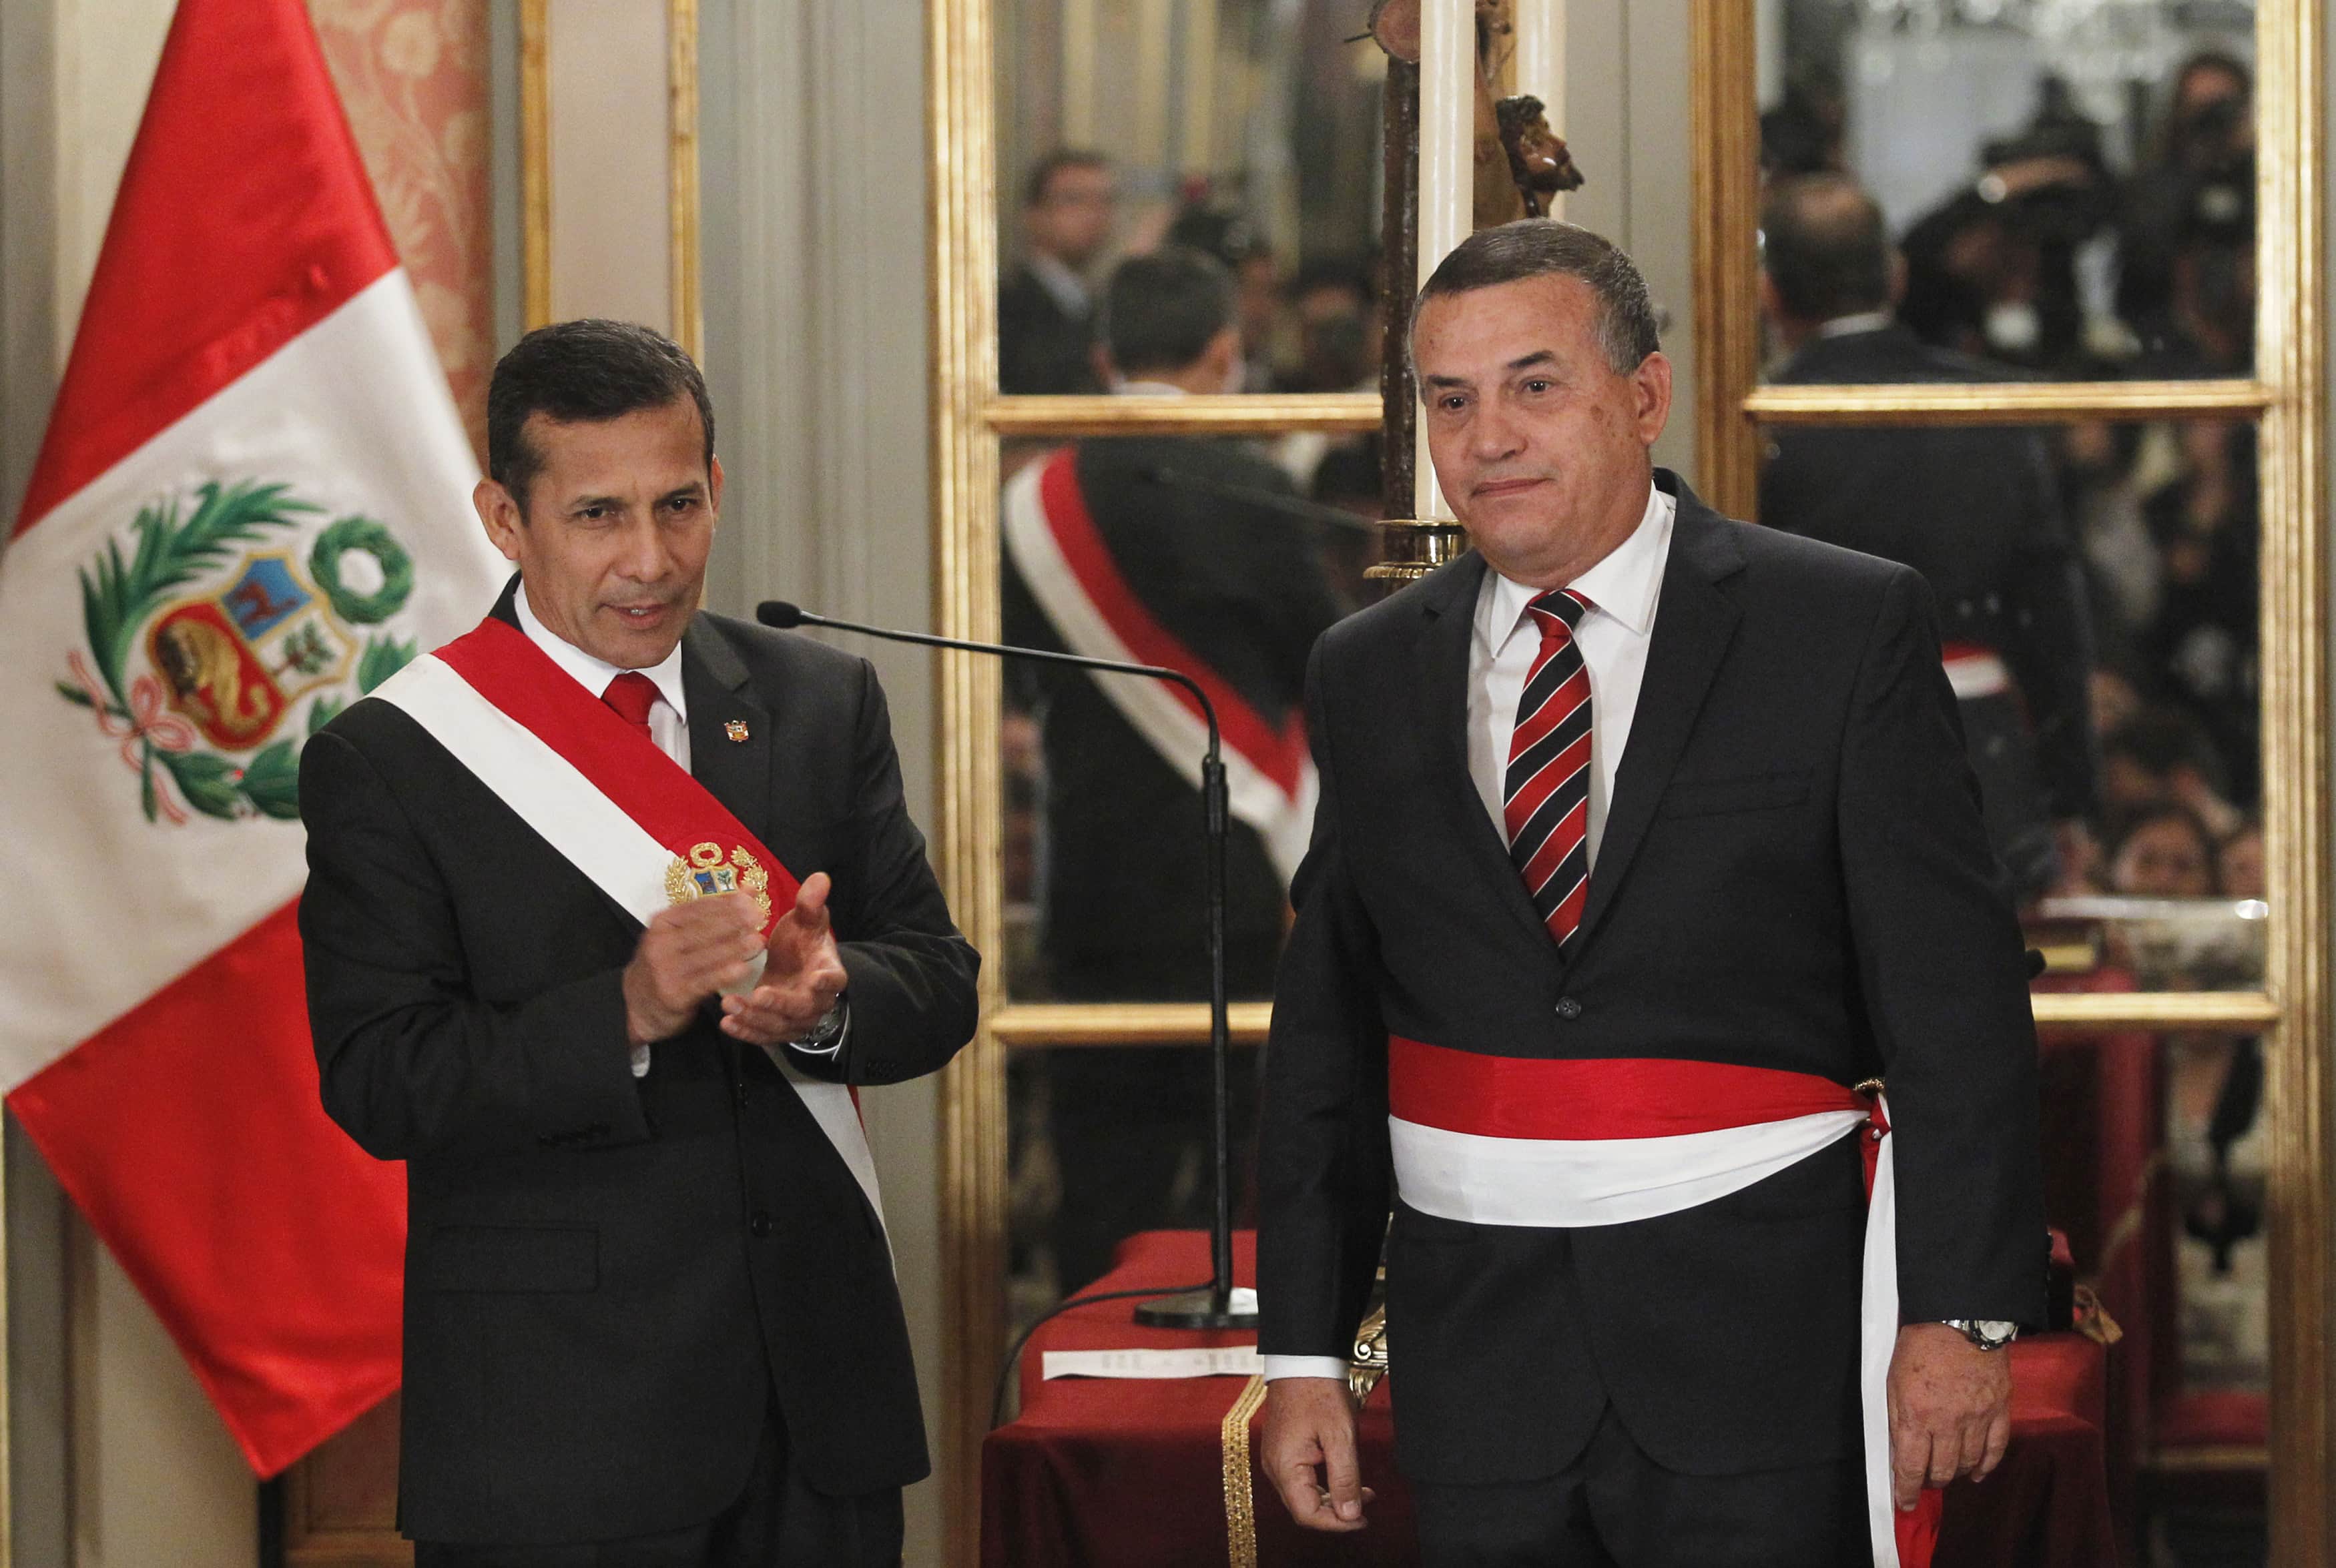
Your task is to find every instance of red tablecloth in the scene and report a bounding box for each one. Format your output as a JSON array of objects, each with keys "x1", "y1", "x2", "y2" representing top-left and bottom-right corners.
[{"x1": 983, "y1": 1231, "x2": 2118, "y2": 1568}]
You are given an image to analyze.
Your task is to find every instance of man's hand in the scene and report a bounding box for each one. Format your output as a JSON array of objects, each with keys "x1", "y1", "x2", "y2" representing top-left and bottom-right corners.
[
  {"x1": 623, "y1": 893, "x2": 764, "y2": 1046},
  {"x1": 720, "y1": 873, "x2": 850, "y2": 1046},
  {"x1": 1887, "y1": 1322, "x2": 2012, "y2": 1510},
  {"x1": 1261, "y1": 1377, "x2": 1375, "y2": 1532}
]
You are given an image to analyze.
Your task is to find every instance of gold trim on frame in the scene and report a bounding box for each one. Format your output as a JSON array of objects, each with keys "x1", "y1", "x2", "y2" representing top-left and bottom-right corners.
[
  {"x1": 1688, "y1": 0, "x2": 1760, "y2": 520},
  {"x1": 1743, "y1": 380, "x2": 2271, "y2": 426},
  {"x1": 988, "y1": 993, "x2": 2278, "y2": 1048},
  {"x1": 517, "y1": 0, "x2": 703, "y2": 357},
  {"x1": 987, "y1": 392, "x2": 1382, "y2": 437},
  {"x1": 519, "y1": 0, "x2": 550, "y2": 332},
  {"x1": 927, "y1": 0, "x2": 1004, "y2": 1557},
  {"x1": 667, "y1": 0, "x2": 702, "y2": 362},
  {"x1": 990, "y1": 1004, "x2": 1278, "y2": 1048}
]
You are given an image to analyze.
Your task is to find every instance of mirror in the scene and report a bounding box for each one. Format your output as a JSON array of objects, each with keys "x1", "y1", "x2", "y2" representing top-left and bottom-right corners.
[
  {"x1": 992, "y1": 0, "x2": 1388, "y2": 394},
  {"x1": 997, "y1": 430, "x2": 1382, "y2": 1004},
  {"x1": 1756, "y1": 411, "x2": 2265, "y2": 991},
  {"x1": 1757, "y1": 0, "x2": 2257, "y2": 380}
]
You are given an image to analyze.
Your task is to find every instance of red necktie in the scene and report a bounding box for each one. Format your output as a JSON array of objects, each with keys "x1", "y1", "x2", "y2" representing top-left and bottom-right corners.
[
  {"x1": 1504, "y1": 590, "x2": 1594, "y2": 947},
  {"x1": 602, "y1": 671, "x2": 660, "y2": 742}
]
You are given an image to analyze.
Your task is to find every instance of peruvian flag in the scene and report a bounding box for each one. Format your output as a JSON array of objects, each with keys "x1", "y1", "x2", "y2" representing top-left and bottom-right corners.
[{"x1": 0, "y1": 0, "x2": 505, "y2": 1474}]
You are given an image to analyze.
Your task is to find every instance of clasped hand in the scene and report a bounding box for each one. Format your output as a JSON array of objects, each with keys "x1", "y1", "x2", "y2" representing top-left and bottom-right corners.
[{"x1": 621, "y1": 875, "x2": 848, "y2": 1048}]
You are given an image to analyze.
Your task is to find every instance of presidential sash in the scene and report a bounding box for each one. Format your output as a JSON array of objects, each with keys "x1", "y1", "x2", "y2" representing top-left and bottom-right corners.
[
  {"x1": 1388, "y1": 1038, "x2": 1940, "y2": 1568},
  {"x1": 1003, "y1": 446, "x2": 1318, "y2": 885},
  {"x1": 367, "y1": 616, "x2": 886, "y2": 1232}
]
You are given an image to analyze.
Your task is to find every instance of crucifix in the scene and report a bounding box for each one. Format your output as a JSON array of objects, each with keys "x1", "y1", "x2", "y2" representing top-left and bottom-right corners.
[{"x1": 1366, "y1": 0, "x2": 1584, "y2": 590}]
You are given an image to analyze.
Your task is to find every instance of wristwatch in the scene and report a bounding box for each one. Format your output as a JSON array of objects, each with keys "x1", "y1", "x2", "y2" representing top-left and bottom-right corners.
[
  {"x1": 788, "y1": 994, "x2": 848, "y2": 1051},
  {"x1": 1940, "y1": 1318, "x2": 2018, "y2": 1351}
]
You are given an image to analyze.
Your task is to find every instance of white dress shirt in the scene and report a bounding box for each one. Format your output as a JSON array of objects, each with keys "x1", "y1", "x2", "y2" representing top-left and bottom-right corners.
[
  {"x1": 513, "y1": 584, "x2": 844, "y2": 1074},
  {"x1": 1261, "y1": 481, "x2": 1677, "y2": 1385}
]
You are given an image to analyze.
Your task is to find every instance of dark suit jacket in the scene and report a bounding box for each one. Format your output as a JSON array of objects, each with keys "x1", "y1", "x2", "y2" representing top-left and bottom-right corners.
[
  {"x1": 1257, "y1": 474, "x2": 2045, "y2": 1484},
  {"x1": 1002, "y1": 436, "x2": 1343, "y2": 997},
  {"x1": 998, "y1": 262, "x2": 1101, "y2": 396},
  {"x1": 298, "y1": 585, "x2": 979, "y2": 1544},
  {"x1": 1761, "y1": 326, "x2": 2096, "y2": 823}
]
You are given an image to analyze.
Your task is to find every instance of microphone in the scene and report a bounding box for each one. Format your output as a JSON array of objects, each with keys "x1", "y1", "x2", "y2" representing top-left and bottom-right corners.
[
  {"x1": 756, "y1": 601, "x2": 1256, "y2": 1332},
  {"x1": 1140, "y1": 465, "x2": 1380, "y2": 533}
]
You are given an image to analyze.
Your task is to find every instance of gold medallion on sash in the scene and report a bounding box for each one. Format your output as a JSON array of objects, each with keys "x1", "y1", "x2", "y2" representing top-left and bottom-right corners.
[{"x1": 663, "y1": 841, "x2": 774, "y2": 923}]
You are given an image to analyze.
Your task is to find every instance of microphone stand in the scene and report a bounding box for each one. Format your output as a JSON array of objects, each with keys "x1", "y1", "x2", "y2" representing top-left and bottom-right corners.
[{"x1": 758, "y1": 601, "x2": 1255, "y2": 1330}]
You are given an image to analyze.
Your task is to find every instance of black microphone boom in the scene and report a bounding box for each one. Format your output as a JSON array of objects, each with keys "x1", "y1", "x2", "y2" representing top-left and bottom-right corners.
[{"x1": 756, "y1": 599, "x2": 1256, "y2": 1332}]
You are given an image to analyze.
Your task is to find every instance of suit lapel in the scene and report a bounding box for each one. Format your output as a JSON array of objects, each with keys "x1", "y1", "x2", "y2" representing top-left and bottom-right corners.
[
  {"x1": 681, "y1": 617, "x2": 774, "y2": 846},
  {"x1": 1412, "y1": 554, "x2": 1559, "y2": 955},
  {"x1": 1570, "y1": 482, "x2": 1745, "y2": 955}
]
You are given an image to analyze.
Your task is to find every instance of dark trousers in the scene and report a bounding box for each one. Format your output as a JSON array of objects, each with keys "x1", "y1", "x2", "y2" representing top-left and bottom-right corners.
[
  {"x1": 412, "y1": 1405, "x2": 904, "y2": 1568},
  {"x1": 1411, "y1": 1403, "x2": 1869, "y2": 1568}
]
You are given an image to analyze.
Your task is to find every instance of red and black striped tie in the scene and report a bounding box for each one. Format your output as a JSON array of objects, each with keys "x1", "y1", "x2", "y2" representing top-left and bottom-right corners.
[{"x1": 1504, "y1": 589, "x2": 1594, "y2": 947}]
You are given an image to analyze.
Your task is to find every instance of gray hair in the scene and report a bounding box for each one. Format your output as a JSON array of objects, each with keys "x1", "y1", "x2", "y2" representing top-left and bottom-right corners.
[{"x1": 1413, "y1": 219, "x2": 1661, "y2": 375}]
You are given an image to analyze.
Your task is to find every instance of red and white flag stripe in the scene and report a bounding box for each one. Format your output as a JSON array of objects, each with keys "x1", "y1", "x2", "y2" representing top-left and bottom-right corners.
[
  {"x1": 1386, "y1": 1038, "x2": 1941, "y2": 1568},
  {"x1": 0, "y1": 0, "x2": 505, "y2": 1474}
]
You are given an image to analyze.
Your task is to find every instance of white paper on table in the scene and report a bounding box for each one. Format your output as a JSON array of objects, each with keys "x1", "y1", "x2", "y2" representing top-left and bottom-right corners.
[{"x1": 1041, "y1": 1347, "x2": 1263, "y2": 1380}]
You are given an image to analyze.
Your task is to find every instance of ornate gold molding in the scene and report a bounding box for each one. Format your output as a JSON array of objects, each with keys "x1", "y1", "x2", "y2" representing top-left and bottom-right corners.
[
  {"x1": 988, "y1": 992, "x2": 2278, "y2": 1047},
  {"x1": 986, "y1": 392, "x2": 1382, "y2": 437},
  {"x1": 1688, "y1": 0, "x2": 1760, "y2": 520},
  {"x1": 2252, "y1": 0, "x2": 2329, "y2": 1557},
  {"x1": 519, "y1": 0, "x2": 549, "y2": 331},
  {"x1": 927, "y1": 0, "x2": 1003, "y2": 1558},
  {"x1": 1744, "y1": 380, "x2": 2271, "y2": 426},
  {"x1": 990, "y1": 1003, "x2": 1277, "y2": 1048},
  {"x1": 667, "y1": 0, "x2": 701, "y2": 362}
]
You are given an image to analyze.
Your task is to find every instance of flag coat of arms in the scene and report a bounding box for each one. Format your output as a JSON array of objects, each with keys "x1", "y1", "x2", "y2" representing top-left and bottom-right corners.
[{"x1": 0, "y1": 0, "x2": 507, "y2": 1474}]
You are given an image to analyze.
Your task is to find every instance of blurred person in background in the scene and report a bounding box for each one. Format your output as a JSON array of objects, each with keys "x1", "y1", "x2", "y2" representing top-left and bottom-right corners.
[
  {"x1": 1760, "y1": 173, "x2": 2096, "y2": 897},
  {"x1": 1000, "y1": 151, "x2": 1118, "y2": 394},
  {"x1": 1002, "y1": 247, "x2": 1344, "y2": 1292}
]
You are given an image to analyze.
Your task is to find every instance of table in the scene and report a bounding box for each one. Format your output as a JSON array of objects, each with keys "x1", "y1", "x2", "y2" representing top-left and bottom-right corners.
[{"x1": 984, "y1": 1231, "x2": 2118, "y2": 1567}]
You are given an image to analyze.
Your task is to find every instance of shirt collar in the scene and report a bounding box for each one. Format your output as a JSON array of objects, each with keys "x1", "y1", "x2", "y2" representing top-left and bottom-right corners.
[
  {"x1": 1482, "y1": 482, "x2": 1676, "y2": 659},
  {"x1": 515, "y1": 580, "x2": 690, "y2": 722},
  {"x1": 1113, "y1": 379, "x2": 1187, "y2": 396},
  {"x1": 1816, "y1": 310, "x2": 1894, "y2": 339}
]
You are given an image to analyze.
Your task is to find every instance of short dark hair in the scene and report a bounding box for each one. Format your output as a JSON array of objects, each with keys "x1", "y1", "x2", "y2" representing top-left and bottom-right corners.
[
  {"x1": 1761, "y1": 173, "x2": 1893, "y2": 323},
  {"x1": 1024, "y1": 149, "x2": 1111, "y2": 209},
  {"x1": 1414, "y1": 220, "x2": 1659, "y2": 374},
  {"x1": 1100, "y1": 247, "x2": 1237, "y2": 376},
  {"x1": 486, "y1": 320, "x2": 714, "y2": 507}
]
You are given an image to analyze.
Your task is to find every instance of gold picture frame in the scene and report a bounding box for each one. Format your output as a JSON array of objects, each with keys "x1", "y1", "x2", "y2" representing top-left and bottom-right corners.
[{"x1": 519, "y1": 0, "x2": 703, "y2": 361}]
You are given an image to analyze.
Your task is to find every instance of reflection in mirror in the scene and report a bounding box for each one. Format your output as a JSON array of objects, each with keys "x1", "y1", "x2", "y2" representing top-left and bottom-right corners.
[
  {"x1": 2036, "y1": 1023, "x2": 2266, "y2": 1561},
  {"x1": 1005, "y1": 1044, "x2": 1268, "y2": 1330},
  {"x1": 1757, "y1": 1, "x2": 2256, "y2": 379},
  {"x1": 998, "y1": 419, "x2": 1382, "y2": 1006},
  {"x1": 993, "y1": 0, "x2": 1387, "y2": 393},
  {"x1": 1757, "y1": 411, "x2": 2263, "y2": 988}
]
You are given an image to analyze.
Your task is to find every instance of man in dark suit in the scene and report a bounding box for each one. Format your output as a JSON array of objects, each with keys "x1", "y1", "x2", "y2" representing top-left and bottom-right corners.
[
  {"x1": 1759, "y1": 172, "x2": 2096, "y2": 897},
  {"x1": 1002, "y1": 246, "x2": 1344, "y2": 1289},
  {"x1": 1257, "y1": 222, "x2": 2044, "y2": 1565},
  {"x1": 998, "y1": 150, "x2": 1116, "y2": 395},
  {"x1": 299, "y1": 320, "x2": 978, "y2": 1565}
]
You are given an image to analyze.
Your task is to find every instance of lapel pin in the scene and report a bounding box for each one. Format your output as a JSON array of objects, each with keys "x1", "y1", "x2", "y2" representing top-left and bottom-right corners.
[{"x1": 723, "y1": 719, "x2": 750, "y2": 744}]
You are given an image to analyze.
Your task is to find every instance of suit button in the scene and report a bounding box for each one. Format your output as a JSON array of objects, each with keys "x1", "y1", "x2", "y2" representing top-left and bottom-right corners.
[
  {"x1": 750, "y1": 1211, "x2": 774, "y2": 1238},
  {"x1": 1554, "y1": 998, "x2": 1582, "y2": 1021}
]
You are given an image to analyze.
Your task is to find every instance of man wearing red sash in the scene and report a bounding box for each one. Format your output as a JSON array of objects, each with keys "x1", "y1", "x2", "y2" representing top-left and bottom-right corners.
[
  {"x1": 299, "y1": 320, "x2": 978, "y2": 1565},
  {"x1": 1256, "y1": 222, "x2": 2045, "y2": 1566}
]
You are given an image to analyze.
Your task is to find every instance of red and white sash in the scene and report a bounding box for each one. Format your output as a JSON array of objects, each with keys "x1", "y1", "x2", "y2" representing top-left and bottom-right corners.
[
  {"x1": 366, "y1": 617, "x2": 885, "y2": 1231},
  {"x1": 1388, "y1": 1037, "x2": 1940, "y2": 1568},
  {"x1": 1002, "y1": 447, "x2": 1318, "y2": 885}
]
